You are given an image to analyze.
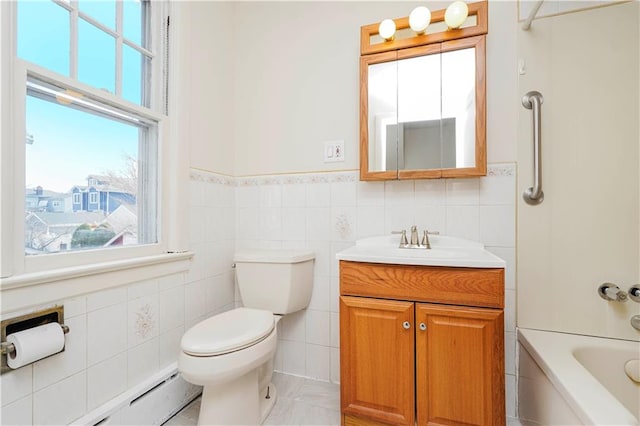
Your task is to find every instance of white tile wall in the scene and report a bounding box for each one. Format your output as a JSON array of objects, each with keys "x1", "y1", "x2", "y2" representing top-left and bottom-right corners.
[
  {"x1": 0, "y1": 170, "x2": 236, "y2": 424},
  {"x1": 87, "y1": 353, "x2": 127, "y2": 410},
  {"x1": 33, "y1": 371, "x2": 87, "y2": 425},
  {"x1": 0, "y1": 364, "x2": 32, "y2": 407},
  {"x1": 127, "y1": 338, "x2": 160, "y2": 387},
  {"x1": 0, "y1": 395, "x2": 32, "y2": 425},
  {"x1": 0, "y1": 166, "x2": 517, "y2": 422},
  {"x1": 33, "y1": 314, "x2": 87, "y2": 391},
  {"x1": 236, "y1": 164, "x2": 517, "y2": 416},
  {"x1": 87, "y1": 303, "x2": 127, "y2": 366}
]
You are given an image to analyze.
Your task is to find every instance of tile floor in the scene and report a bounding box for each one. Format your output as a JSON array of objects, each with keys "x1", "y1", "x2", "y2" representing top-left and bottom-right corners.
[
  {"x1": 163, "y1": 373, "x2": 340, "y2": 426},
  {"x1": 164, "y1": 372, "x2": 522, "y2": 426}
]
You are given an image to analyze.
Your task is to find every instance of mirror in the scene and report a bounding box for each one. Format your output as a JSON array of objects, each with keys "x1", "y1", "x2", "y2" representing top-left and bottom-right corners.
[{"x1": 359, "y1": 3, "x2": 487, "y2": 180}]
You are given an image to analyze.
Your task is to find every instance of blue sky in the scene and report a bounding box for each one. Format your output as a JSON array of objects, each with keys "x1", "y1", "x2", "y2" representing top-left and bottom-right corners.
[{"x1": 19, "y1": 0, "x2": 143, "y2": 193}]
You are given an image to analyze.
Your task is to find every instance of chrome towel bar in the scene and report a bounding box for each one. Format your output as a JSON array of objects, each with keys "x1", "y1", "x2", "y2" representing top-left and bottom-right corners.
[{"x1": 522, "y1": 91, "x2": 544, "y2": 205}]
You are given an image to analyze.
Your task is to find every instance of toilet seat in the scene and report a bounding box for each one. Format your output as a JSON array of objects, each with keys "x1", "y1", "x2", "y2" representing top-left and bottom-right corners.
[{"x1": 181, "y1": 308, "x2": 274, "y2": 356}]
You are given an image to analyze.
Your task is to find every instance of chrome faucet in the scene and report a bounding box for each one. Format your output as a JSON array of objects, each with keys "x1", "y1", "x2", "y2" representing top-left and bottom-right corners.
[
  {"x1": 393, "y1": 226, "x2": 438, "y2": 249},
  {"x1": 410, "y1": 225, "x2": 419, "y2": 246}
]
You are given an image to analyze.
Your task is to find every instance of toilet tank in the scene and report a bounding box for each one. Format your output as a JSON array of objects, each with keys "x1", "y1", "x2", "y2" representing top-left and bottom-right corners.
[{"x1": 234, "y1": 249, "x2": 314, "y2": 315}]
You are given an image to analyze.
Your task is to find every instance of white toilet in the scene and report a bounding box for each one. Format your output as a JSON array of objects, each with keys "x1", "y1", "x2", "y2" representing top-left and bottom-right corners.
[{"x1": 179, "y1": 249, "x2": 314, "y2": 425}]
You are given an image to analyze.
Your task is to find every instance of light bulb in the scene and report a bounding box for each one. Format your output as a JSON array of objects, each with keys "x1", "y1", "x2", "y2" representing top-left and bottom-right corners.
[
  {"x1": 409, "y1": 6, "x2": 431, "y2": 34},
  {"x1": 445, "y1": 1, "x2": 469, "y2": 29},
  {"x1": 378, "y1": 19, "x2": 396, "y2": 41}
]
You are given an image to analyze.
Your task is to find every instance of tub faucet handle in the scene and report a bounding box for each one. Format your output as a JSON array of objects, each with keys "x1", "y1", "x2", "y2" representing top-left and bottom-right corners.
[{"x1": 598, "y1": 283, "x2": 627, "y2": 302}]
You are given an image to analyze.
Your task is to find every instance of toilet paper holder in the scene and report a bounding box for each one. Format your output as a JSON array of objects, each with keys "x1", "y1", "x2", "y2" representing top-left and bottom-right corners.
[
  {"x1": 1, "y1": 324, "x2": 70, "y2": 356},
  {"x1": 1, "y1": 306, "x2": 70, "y2": 373}
]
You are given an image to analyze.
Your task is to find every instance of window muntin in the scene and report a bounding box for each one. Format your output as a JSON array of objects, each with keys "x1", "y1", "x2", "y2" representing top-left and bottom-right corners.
[
  {"x1": 16, "y1": 0, "x2": 162, "y2": 258},
  {"x1": 17, "y1": 0, "x2": 153, "y2": 107},
  {"x1": 78, "y1": 0, "x2": 116, "y2": 31}
]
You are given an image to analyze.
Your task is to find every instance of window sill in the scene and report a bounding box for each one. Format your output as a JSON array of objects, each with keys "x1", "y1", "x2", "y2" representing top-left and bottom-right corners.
[{"x1": 1, "y1": 252, "x2": 194, "y2": 311}]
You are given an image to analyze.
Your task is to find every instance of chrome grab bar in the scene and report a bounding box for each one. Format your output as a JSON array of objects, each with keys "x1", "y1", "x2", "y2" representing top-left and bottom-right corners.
[{"x1": 522, "y1": 91, "x2": 544, "y2": 205}]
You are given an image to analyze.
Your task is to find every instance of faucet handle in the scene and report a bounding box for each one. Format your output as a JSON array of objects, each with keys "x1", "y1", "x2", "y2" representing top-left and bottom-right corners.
[
  {"x1": 399, "y1": 230, "x2": 409, "y2": 247},
  {"x1": 421, "y1": 230, "x2": 432, "y2": 249},
  {"x1": 391, "y1": 230, "x2": 410, "y2": 247}
]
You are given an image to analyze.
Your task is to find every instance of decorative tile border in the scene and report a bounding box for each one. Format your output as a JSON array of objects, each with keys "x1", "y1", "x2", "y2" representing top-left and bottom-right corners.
[
  {"x1": 189, "y1": 163, "x2": 515, "y2": 185},
  {"x1": 189, "y1": 169, "x2": 235, "y2": 186},
  {"x1": 487, "y1": 163, "x2": 516, "y2": 177},
  {"x1": 235, "y1": 170, "x2": 358, "y2": 187}
]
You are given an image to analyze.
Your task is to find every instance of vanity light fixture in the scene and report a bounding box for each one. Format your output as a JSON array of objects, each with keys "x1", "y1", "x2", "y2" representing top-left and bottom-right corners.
[
  {"x1": 409, "y1": 6, "x2": 431, "y2": 34},
  {"x1": 444, "y1": 1, "x2": 469, "y2": 29},
  {"x1": 378, "y1": 18, "x2": 396, "y2": 40},
  {"x1": 378, "y1": 1, "x2": 471, "y2": 43}
]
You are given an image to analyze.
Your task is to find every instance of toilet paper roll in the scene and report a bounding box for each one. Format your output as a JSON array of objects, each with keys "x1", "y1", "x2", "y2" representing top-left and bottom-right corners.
[{"x1": 6, "y1": 323, "x2": 65, "y2": 369}]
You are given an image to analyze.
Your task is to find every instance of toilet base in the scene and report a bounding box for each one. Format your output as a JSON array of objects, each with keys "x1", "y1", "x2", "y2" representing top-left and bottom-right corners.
[
  {"x1": 196, "y1": 373, "x2": 277, "y2": 425},
  {"x1": 259, "y1": 382, "x2": 277, "y2": 423},
  {"x1": 198, "y1": 369, "x2": 260, "y2": 425}
]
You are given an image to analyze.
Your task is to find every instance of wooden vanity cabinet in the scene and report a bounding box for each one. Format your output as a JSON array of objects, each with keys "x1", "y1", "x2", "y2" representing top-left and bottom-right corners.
[{"x1": 339, "y1": 261, "x2": 505, "y2": 426}]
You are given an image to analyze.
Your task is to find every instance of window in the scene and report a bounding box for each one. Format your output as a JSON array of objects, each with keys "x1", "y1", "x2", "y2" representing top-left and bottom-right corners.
[
  {"x1": 1, "y1": 0, "x2": 174, "y2": 278},
  {"x1": 16, "y1": 0, "x2": 163, "y2": 256}
]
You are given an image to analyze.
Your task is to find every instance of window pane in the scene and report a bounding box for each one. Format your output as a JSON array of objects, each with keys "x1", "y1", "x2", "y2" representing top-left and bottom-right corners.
[
  {"x1": 78, "y1": 19, "x2": 116, "y2": 94},
  {"x1": 123, "y1": 45, "x2": 143, "y2": 105},
  {"x1": 123, "y1": 0, "x2": 143, "y2": 46},
  {"x1": 25, "y1": 78, "x2": 157, "y2": 255},
  {"x1": 17, "y1": 1, "x2": 70, "y2": 76},
  {"x1": 78, "y1": 0, "x2": 116, "y2": 30}
]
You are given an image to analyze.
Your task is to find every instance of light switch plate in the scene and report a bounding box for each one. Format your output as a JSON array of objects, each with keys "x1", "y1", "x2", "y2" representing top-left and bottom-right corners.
[{"x1": 323, "y1": 140, "x2": 344, "y2": 163}]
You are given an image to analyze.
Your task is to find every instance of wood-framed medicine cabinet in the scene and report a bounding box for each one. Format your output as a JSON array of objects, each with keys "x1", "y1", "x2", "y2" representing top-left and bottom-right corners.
[{"x1": 360, "y1": 1, "x2": 488, "y2": 181}]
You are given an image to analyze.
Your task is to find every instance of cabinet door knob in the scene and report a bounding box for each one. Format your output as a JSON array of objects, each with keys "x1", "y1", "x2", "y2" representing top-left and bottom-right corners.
[
  {"x1": 402, "y1": 321, "x2": 411, "y2": 330},
  {"x1": 419, "y1": 322, "x2": 426, "y2": 331}
]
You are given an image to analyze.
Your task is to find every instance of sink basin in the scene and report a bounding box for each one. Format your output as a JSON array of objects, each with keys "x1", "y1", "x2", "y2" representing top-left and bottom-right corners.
[{"x1": 336, "y1": 235, "x2": 505, "y2": 268}]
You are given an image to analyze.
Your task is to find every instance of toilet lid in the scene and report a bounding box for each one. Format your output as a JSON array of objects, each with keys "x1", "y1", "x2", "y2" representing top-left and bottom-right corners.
[{"x1": 181, "y1": 308, "x2": 274, "y2": 356}]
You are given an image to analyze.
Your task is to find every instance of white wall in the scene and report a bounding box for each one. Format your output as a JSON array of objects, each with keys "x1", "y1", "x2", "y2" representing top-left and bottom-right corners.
[
  {"x1": 517, "y1": 1, "x2": 640, "y2": 341},
  {"x1": 182, "y1": 2, "x2": 235, "y2": 176},
  {"x1": 1, "y1": 1, "x2": 523, "y2": 422},
  {"x1": 232, "y1": 1, "x2": 517, "y2": 176}
]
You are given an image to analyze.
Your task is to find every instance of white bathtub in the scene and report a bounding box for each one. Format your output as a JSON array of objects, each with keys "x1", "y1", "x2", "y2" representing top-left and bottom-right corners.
[{"x1": 518, "y1": 328, "x2": 639, "y2": 426}]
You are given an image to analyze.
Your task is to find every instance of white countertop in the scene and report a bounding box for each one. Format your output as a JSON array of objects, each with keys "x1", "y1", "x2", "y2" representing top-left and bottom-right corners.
[{"x1": 336, "y1": 235, "x2": 505, "y2": 268}]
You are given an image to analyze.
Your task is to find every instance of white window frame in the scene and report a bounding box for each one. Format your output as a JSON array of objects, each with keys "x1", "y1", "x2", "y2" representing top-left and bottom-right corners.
[
  {"x1": 73, "y1": 192, "x2": 81, "y2": 204},
  {"x1": 0, "y1": 1, "x2": 190, "y2": 298}
]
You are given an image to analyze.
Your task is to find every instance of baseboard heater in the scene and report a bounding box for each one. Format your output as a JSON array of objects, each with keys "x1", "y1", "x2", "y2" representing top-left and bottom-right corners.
[{"x1": 71, "y1": 363, "x2": 202, "y2": 426}]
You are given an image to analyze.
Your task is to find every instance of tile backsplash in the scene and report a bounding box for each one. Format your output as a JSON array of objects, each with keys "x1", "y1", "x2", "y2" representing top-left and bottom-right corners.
[
  {"x1": 232, "y1": 164, "x2": 517, "y2": 416},
  {"x1": 0, "y1": 164, "x2": 517, "y2": 423}
]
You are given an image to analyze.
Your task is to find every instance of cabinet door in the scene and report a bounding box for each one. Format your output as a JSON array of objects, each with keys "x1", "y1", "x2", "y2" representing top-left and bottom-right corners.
[
  {"x1": 415, "y1": 303, "x2": 504, "y2": 426},
  {"x1": 340, "y1": 296, "x2": 415, "y2": 425}
]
